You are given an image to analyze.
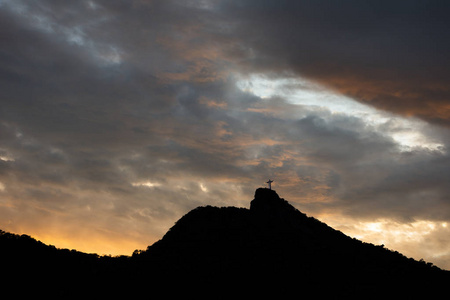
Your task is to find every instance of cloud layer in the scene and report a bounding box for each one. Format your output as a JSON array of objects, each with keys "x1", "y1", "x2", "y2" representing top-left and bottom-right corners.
[{"x1": 1, "y1": 0, "x2": 450, "y2": 268}]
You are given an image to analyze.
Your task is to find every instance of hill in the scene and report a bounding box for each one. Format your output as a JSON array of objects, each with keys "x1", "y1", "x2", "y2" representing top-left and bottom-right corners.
[
  {"x1": 0, "y1": 229, "x2": 132, "y2": 297},
  {"x1": 134, "y1": 188, "x2": 449, "y2": 297},
  {"x1": 2, "y1": 188, "x2": 449, "y2": 298}
]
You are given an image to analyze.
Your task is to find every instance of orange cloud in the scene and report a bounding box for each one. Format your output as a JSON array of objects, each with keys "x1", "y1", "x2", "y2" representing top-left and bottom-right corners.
[{"x1": 308, "y1": 73, "x2": 450, "y2": 126}]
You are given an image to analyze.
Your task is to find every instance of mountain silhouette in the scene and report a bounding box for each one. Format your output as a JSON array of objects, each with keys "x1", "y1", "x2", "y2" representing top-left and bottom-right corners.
[{"x1": 2, "y1": 188, "x2": 449, "y2": 298}]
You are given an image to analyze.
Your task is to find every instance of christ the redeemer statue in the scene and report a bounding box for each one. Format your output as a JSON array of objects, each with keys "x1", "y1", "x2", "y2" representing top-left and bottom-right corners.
[{"x1": 266, "y1": 179, "x2": 274, "y2": 190}]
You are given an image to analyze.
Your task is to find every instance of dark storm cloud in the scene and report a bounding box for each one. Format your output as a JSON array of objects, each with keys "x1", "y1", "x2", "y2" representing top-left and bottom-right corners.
[
  {"x1": 0, "y1": 0, "x2": 213, "y2": 249},
  {"x1": 210, "y1": 0, "x2": 450, "y2": 125},
  {"x1": 0, "y1": 0, "x2": 264, "y2": 251}
]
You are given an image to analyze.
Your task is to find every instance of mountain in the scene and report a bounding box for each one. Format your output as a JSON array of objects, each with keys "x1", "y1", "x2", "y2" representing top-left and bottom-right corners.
[
  {"x1": 2, "y1": 188, "x2": 449, "y2": 298},
  {"x1": 134, "y1": 188, "x2": 449, "y2": 297}
]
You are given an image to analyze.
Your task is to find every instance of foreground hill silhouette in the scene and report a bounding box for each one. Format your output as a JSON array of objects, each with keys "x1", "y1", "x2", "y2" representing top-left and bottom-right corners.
[{"x1": 2, "y1": 188, "x2": 449, "y2": 298}]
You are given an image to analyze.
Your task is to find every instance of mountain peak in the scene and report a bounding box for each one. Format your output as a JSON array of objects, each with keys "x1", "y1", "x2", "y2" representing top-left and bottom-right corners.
[
  {"x1": 250, "y1": 187, "x2": 295, "y2": 214},
  {"x1": 253, "y1": 187, "x2": 281, "y2": 201}
]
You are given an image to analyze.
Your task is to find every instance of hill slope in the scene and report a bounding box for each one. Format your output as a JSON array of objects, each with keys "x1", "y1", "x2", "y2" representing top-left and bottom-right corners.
[
  {"x1": 135, "y1": 188, "x2": 448, "y2": 296},
  {"x1": 2, "y1": 188, "x2": 449, "y2": 298}
]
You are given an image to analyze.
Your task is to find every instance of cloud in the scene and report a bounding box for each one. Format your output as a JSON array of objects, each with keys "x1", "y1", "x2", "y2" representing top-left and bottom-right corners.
[
  {"x1": 206, "y1": 0, "x2": 450, "y2": 126},
  {"x1": 1, "y1": 0, "x2": 450, "y2": 269}
]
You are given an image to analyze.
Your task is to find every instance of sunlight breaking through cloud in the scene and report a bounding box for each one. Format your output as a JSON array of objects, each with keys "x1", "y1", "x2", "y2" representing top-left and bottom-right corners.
[
  {"x1": 236, "y1": 73, "x2": 445, "y2": 152},
  {"x1": 338, "y1": 219, "x2": 450, "y2": 267},
  {"x1": 131, "y1": 181, "x2": 162, "y2": 188}
]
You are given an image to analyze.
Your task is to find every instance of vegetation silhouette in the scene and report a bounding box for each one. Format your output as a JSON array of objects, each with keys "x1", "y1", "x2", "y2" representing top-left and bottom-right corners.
[{"x1": 2, "y1": 188, "x2": 449, "y2": 298}]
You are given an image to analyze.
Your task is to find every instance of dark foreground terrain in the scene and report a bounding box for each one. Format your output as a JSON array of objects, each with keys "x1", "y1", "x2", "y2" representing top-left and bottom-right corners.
[{"x1": 2, "y1": 188, "x2": 449, "y2": 298}]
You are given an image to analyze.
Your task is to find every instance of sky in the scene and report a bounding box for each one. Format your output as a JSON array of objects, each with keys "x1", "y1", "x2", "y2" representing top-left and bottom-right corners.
[{"x1": 1, "y1": 0, "x2": 450, "y2": 269}]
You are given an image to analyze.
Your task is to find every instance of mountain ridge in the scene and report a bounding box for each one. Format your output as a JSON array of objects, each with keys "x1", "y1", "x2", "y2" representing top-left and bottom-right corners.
[
  {"x1": 134, "y1": 188, "x2": 448, "y2": 296},
  {"x1": 2, "y1": 188, "x2": 449, "y2": 298}
]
